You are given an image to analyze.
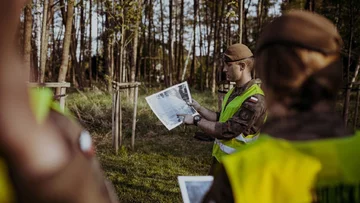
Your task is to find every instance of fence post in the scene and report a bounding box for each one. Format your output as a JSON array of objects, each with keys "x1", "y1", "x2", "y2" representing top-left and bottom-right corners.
[{"x1": 59, "y1": 87, "x2": 66, "y2": 111}]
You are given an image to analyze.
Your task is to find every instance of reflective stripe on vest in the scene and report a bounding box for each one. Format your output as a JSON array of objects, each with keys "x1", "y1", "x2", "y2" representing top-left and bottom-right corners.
[
  {"x1": 215, "y1": 139, "x2": 236, "y2": 154},
  {"x1": 234, "y1": 133, "x2": 259, "y2": 143},
  {"x1": 212, "y1": 83, "x2": 264, "y2": 162},
  {"x1": 215, "y1": 134, "x2": 260, "y2": 154}
]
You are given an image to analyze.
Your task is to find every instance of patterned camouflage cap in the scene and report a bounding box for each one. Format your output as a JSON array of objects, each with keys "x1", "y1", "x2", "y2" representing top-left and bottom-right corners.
[
  {"x1": 256, "y1": 10, "x2": 343, "y2": 55},
  {"x1": 223, "y1": 43, "x2": 253, "y2": 62}
]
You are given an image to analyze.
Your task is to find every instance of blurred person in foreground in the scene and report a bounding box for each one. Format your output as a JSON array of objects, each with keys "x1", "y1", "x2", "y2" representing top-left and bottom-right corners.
[
  {"x1": 202, "y1": 10, "x2": 360, "y2": 203},
  {"x1": 178, "y1": 43, "x2": 266, "y2": 175},
  {"x1": 0, "y1": 1, "x2": 118, "y2": 202}
]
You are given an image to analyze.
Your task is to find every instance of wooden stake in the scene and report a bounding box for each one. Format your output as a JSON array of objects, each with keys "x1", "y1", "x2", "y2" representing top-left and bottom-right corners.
[
  {"x1": 111, "y1": 82, "x2": 141, "y2": 151},
  {"x1": 112, "y1": 89, "x2": 115, "y2": 150},
  {"x1": 119, "y1": 90, "x2": 123, "y2": 147},
  {"x1": 131, "y1": 85, "x2": 139, "y2": 150},
  {"x1": 59, "y1": 87, "x2": 66, "y2": 111},
  {"x1": 115, "y1": 89, "x2": 120, "y2": 154},
  {"x1": 354, "y1": 87, "x2": 360, "y2": 129}
]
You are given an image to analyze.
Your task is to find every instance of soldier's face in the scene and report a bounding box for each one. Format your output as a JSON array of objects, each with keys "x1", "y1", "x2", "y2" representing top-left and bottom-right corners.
[{"x1": 223, "y1": 62, "x2": 243, "y2": 82}]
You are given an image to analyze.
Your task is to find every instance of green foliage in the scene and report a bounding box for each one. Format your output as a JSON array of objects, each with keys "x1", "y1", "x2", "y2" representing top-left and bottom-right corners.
[{"x1": 67, "y1": 88, "x2": 218, "y2": 203}]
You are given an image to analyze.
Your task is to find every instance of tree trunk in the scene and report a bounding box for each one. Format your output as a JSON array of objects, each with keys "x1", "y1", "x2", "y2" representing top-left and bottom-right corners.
[
  {"x1": 57, "y1": 0, "x2": 74, "y2": 94},
  {"x1": 147, "y1": 0, "x2": 153, "y2": 84},
  {"x1": 129, "y1": 0, "x2": 142, "y2": 101},
  {"x1": 51, "y1": 3, "x2": 56, "y2": 81},
  {"x1": 89, "y1": 0, "x2": 93, "y2": 87},
  {"x1": 238, "y1": 0, "x2": 244, "y2": 43},
  {"x1": 119, "y1": 0, "x2": 125, "y2": 83},
  {"x1": 198, "y1": 7, "x2": 204, "y2": 91},
  {"x1": 190, "y1": 0, "x2": 198, "y2": 86},
  {"x1": 177, "y1": 0, "x2": 184, "y2": 82},
  {"x1": 211, "y1": 0, "x2": 220, "y2": 94},
  {"x1": 205, "y1": 1, "x2": 214, "y2": 89},
  {"x1": 305, "y1": 0, "x2": 315, "y2": 12},
  {"x1": 173, "y1": 1, "x2": 178, "y2": 84},
  {"x1": 244, "y1": 0, "x2": 251, "y2": 44},
  {"x1": 168, "y1": 0, "x2": 173, "y2": 86},
  {"x1": 70, "y1": 20, "x2": 79, "y2": 86},
  {"x1": 104, "y1": 0, "x2": 114, "y2": 92},
  {"x1": 40, "y1": 0, "x2": 49, "y2": 83},
  {"x1": 24, "y1": 3, "x2": 33, "y2": 82},
  {"x1": 159, "y1": 0, "x2": 169, "y2": 86},
  {"x1": 217, "y1": 0, "x2": 226, "y2": 82},
  {"x1": 79, "y1": 0, "x2": 86, "y2": 88},
  {"x1": 48, "y1": 0, "x2": 54, "y2": 80},
  {"x1": 343, "y1": 0, "x2": 353, "y2": 126},
  {"x1": 257, "y1": 0, "x2": 263, "y2": 35},
  {"x1": 96, "y1": 0, "x2": 101, "y2": 83},
  {"x1": 226, "y1": 2, "x2": 231, "y2": 46},
  {"x1": 39, "y1": 0, "x2": 49, "y2": 83}
]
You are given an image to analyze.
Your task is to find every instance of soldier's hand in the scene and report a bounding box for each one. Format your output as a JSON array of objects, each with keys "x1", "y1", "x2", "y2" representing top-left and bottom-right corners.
[
  {"x1": 177, "y1": 114, "x2": 194, "y2": 125},
  {"x1": 187, "y1": 99, "x2": 202, "y2": 111}
]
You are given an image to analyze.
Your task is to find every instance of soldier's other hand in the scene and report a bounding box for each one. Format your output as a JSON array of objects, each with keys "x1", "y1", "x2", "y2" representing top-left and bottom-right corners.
[
  {"x1": 187, "y1": 99, "x2": 201, "y2": 111},
  {"x1": 177, "y1": 114, "x2": 194, "y2": 125}
]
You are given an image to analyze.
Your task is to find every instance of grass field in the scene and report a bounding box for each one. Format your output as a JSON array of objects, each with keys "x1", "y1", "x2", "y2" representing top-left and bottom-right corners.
[{"x1": 67, "y1": 87, "x2": 218, "y2": 203}]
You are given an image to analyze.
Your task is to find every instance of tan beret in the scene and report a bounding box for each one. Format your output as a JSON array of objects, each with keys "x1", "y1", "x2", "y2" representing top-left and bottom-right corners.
[
  {"x1": 256, "y1": 10, "x2": 343, "y2": 55},
  {"x1": 223, "y1": 43, "x2": 253, "y2": 62}
]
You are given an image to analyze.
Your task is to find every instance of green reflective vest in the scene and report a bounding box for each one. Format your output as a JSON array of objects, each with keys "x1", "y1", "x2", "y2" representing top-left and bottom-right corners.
[
  {"x1": 212, "y1": 83, "x2": 264, "y2": 162},
  {"x1": 0, "y1": 88, "x2": 66, "y2": 202},
  {"x1": 223, "y1": 132, "x2": 360, "y2": 203}
]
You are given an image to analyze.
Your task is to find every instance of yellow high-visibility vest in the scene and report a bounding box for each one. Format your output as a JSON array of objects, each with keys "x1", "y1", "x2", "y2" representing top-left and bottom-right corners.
[
  {"x1": 212, "y1": 83, "x2": 264, "y2": 162},
  {"x1": 223, "y1": 132, "x2": 360, "y2": 203}
]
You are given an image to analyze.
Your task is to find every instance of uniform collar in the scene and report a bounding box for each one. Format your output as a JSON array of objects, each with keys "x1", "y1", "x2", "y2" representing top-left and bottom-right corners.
[{"x1": 234, "y1": 79, "x2": 261, "y2": 93}]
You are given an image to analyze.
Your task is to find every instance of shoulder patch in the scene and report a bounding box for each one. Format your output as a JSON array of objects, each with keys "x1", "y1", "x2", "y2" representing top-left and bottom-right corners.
[{"x1": 239, "y1": 108, "x2": 254, "y2": 121}]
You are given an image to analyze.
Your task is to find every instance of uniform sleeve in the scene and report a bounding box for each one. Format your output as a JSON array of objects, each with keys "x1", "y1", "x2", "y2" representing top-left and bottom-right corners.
[
  {"x1": 202, "y1": 165, "x2": 234, "y2": 203},
  {"x1": 214, "y1": 94, "x2": 266, "y2": 140}
]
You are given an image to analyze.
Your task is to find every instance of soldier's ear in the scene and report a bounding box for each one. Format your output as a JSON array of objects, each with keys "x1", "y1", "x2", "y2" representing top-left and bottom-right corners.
[{"x1": 239, "y1": 62, "x2": 246, "y2": 71}]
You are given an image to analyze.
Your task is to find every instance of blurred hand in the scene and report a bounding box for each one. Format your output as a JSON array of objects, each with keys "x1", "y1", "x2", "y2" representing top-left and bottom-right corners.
[
  {"x1": 0, "y1": 0, "x2": 70, "y2": 179},
  {"x1": 187, "y1": 99, "x2": 202, "y2": 112},
  {"x1": 177, "y1": 114, "x2": 194, "y2": 125}
]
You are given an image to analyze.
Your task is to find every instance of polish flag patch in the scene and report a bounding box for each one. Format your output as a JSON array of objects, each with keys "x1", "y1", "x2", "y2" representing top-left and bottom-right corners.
[{"x1": 249, "y1": 96, "x2": 258, "y2": 103}]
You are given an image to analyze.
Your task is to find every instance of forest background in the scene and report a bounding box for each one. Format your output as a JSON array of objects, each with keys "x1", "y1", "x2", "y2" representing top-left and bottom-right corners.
[
  {"x1": 19, "y1": 0, "x2": 360, "y2": 202},
  {"x1": 20, "y1": 0, "x2": 360, "y2": 126}
]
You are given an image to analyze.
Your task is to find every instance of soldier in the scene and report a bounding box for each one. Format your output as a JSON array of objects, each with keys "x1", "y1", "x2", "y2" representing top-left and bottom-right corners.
[
  {"x1": 178, "y1": 43, "x2": 266, "y2": 175},
  {"x1": 203, "y1": 11, "x2": 360, "y2": 203},
  {"x1": 0, "y1": 1, "x2": 118, "y2": 202}
]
